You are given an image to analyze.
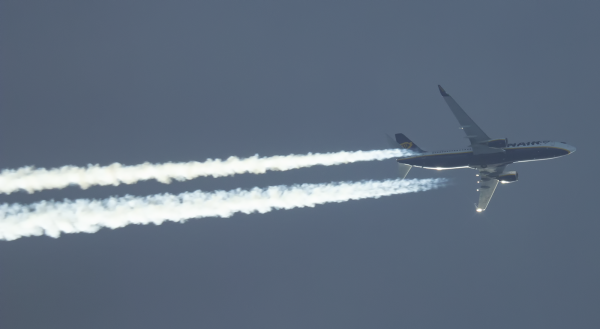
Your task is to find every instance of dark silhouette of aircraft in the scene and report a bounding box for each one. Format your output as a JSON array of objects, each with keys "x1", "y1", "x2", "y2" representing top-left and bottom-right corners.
[{"x1": 389, "y1": 85, "x2": 575, "y2": 212}]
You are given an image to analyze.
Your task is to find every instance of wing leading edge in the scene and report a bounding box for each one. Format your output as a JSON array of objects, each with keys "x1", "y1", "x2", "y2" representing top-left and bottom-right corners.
[{"x1": 438, "y1": 85, "x2": 504, "y2": 155}]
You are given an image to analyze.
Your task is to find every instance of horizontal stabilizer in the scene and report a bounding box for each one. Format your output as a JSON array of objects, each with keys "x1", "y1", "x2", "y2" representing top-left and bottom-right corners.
[{"x1": 397, "y1": 163, "x2": 412, "y2": 179}]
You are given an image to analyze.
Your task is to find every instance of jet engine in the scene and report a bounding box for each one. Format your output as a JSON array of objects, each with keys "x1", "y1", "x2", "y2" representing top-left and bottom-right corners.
[{"x1": 498, "y1": 171, "x2": 518, "y2": 183}]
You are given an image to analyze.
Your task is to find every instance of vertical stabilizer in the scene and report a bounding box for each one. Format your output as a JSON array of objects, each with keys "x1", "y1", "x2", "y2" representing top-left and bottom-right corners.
[{"x1": 394, "y1": 133, "x2": 425, "y2": 153}]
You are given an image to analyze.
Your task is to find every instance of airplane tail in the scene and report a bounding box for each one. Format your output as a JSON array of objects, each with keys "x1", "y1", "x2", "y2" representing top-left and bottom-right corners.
[{"x1": 394, "y1": 133, "x2": 426, "y2": 153}]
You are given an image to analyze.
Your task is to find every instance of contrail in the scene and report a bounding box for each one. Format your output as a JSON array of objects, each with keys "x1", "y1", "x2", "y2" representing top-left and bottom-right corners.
[
  {"x1": 0, "y1": 178, "x2": 445, "y2": 241},
  {"x1": 0, "y1": 149, "x2": 411, "y2": 195}
]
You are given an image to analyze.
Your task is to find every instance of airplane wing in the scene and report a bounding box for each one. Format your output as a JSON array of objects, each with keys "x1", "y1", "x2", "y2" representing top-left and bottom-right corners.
[
  {"x1": 475, "y1": 164, "x2": 506, "y2": 212},
  {"x1": 438, "y1": 85, "x2": 504, "y2": 155}
]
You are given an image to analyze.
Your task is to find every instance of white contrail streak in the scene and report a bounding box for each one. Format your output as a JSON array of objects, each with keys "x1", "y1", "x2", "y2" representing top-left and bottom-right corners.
[
  {"x1": 0, "y1": 178, "x2": 445, "y2": 241},
  {"x1": 0, "y1": 149, "x2": 411, "y2": 195}
]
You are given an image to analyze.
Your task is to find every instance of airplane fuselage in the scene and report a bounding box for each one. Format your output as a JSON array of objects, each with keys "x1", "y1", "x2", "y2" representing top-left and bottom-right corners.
[
  {"x1": 397, "y1": 141, "x2": 576, "y2": 169},
  {"x1": 395, "y1": 85, "x2": 577, "y2": 211}
]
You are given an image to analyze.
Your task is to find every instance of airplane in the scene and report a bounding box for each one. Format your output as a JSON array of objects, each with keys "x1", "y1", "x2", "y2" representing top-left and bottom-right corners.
[{"x1": 388, "y1": 85, "x2": 576, "y2": 212}]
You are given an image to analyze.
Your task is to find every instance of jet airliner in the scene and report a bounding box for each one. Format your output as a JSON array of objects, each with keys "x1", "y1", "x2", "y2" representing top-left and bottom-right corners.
[{"x1": 389, "y1": 85, "x2": 575, "y2": 212}]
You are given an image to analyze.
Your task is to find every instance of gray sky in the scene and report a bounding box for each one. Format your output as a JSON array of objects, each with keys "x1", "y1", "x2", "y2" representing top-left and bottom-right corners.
[{"x1": 1, "y1": 1, "x2": 598, "y2": 328}]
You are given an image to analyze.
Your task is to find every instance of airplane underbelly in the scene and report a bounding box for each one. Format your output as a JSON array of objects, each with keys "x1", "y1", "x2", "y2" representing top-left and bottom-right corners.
[
  {"x1": 420, "y1": 154, "x2": 473, "y2": 168},
  {"x1": 401, "y1": 152, "x2": 509, "y2": 168}
]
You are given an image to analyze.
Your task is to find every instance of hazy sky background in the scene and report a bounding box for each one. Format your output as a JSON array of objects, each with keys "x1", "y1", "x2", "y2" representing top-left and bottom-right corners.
[{"x1": 1, "y1": 1, "x2": 598, "y2": 328}]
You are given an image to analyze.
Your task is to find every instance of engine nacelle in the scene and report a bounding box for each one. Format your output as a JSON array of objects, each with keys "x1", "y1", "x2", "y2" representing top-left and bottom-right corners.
[
  {"x1": 485, "y1": 138, "x2": 508, "y2": 148},
  {"x1": 498, "y1": 171, "x2": 518, "y2": 183}
]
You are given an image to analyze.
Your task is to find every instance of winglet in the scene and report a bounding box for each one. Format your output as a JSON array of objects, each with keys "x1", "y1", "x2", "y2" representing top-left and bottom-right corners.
[{"x1": 438, "y1": 85, "x2": 449, "y2": 96}]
